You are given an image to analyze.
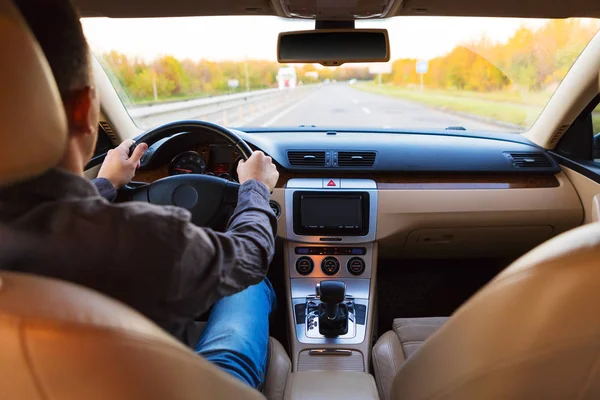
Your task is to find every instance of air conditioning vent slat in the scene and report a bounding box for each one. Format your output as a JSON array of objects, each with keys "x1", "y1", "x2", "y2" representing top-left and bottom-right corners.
[
  {"x1": 338, "y1": 151, "x2": 376, "y2": 167},
  {"x1": 505, "y1": 152, "x2": 553, "y2": 168},
  {"x1": 288, "y1": 151, "x2": 326, "y2": 167},
  {"x1": 98, "y1": 121, "x2": 118, "y2": 144}
]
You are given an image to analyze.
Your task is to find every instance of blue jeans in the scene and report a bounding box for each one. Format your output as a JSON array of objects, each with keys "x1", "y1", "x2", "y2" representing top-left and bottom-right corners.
[{"x1": 195, "y1": 279, "x2": 276, "y2": 389}]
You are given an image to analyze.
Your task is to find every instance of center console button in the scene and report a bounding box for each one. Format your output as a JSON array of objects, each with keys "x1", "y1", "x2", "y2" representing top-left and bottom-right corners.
[
  {"x1": 347, "y1": 257, "x2": 366, "y2": 276},
  {"x1": 296, "y1": 256, "x2": 314, "y2": 276},
  {"x1": 322, "y1": 178, "x2": 340, "y2": 188},
  {"x1": 321, "y1": 256, "x2": 340, "y2": 276}
]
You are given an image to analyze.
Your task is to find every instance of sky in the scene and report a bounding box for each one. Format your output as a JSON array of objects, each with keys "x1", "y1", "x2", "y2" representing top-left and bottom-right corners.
[{"x1": 81, "y1": 16, "x2": 550, "y2": 63}]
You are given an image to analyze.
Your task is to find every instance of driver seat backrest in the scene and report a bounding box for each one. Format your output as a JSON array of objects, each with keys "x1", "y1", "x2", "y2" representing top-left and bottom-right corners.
[
  {"x1": 0, "y1": 271, "x2": 264, "y2": 399},
  {"x1": 0, "y1": 0, "x2": 67, "y2": 186},
  {"x1": 0, "y1": 2, "x2": 263, "y2": 399}
]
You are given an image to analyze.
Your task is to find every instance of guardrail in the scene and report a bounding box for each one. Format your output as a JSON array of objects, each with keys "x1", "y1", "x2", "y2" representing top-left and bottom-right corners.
[{"x1": 129, "y1": 85, "x2": 319, "y2": 129}]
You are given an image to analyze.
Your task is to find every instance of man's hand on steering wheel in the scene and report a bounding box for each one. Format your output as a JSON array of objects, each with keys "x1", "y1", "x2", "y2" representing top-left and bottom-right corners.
[
  {"x1": 125, "y1": 120, "x2": 272, "y2": 228},
  {"x1": 237, "y1": 151, "x2": 279, "y2": 192},
  {"x1": 98, "y1": 139, "x2": 149, "y2": 189}
]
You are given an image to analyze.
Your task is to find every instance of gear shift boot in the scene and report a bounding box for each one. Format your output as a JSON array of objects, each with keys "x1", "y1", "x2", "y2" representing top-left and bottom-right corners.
[{"x1": 318, "y1": 302, "x2": 349, "y2": 337}]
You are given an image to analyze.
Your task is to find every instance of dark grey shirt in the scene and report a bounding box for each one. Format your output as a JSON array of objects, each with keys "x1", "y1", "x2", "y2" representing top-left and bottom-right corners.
[{"x1": 0, "y1": 168, "x2": 276, "y2": 344}]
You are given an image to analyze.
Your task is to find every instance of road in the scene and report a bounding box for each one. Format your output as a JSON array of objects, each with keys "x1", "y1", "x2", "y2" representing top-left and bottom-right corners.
[{"x1": 246, "y1": 84, "x2": 506, "y2": 132}]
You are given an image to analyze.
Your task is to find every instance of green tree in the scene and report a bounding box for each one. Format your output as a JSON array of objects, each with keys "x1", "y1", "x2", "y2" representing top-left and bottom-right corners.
[{"x1": 153, "y1": 56, "x2": 189, "y2": 96}]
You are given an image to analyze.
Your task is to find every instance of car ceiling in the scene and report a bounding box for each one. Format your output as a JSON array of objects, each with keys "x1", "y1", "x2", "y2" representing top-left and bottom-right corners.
[{"x1": 74, "y1": 0, "x2": 600, "y2": 19}]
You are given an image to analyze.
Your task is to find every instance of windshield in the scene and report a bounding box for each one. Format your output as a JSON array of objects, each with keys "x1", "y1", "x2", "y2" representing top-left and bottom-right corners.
[{"x1": 82, "y1": 16, "x2": 599, "y2": 133}]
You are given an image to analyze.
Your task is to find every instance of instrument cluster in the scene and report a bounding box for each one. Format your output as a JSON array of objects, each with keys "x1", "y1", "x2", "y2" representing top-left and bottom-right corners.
[{"x1": 168, "y1": 144, "x2": 242, "y2": 182}]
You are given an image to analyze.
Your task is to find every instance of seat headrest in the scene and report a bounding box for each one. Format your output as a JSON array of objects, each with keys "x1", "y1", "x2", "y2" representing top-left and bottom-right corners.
[
  {"x1": 0, "y1": 0, "x2": 67, "y2": 187},
  {"x1": 0, "y1": 271, "x2": 265, "y2": 400}
]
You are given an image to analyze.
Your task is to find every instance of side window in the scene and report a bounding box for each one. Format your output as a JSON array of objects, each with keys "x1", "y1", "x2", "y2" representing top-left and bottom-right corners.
[
  {"x1": 593, "y1": 103, "x2": 600, "y2": 163},
  {"x1": 553, "y1": 94, "x2": 599, "y2": 166},
  {"x1": 594, "y1": 103, "x2": 600, "y2": 135}
]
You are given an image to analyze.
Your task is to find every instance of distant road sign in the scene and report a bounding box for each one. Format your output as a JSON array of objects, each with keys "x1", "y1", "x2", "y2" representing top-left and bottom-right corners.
[
  {"x1": 368, "y1": 63, "x2": 392, "y2": 74},
  {"x1": 228, "y1": 79, "x2": 240, "y2": 89},
  {"x1": 416, "y1": 60, "x2": 429, "y2": 74}
]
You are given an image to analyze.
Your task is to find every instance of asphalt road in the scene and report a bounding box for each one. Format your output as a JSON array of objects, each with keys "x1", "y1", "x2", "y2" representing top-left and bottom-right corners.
[{"x1": 247, "y1": 84, "x2": 507, "y2": 132}]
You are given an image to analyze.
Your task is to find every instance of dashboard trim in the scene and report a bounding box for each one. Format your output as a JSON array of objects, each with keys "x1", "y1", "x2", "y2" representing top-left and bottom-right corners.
[
  {"x1": 136, "y1": 164, "x2": 560, "y2": 190},
  {"x1": 277, "y1": 172, "x2": 560, "y2": 189},
  {"x1": 134, "y1": 165, "x2": 170, "y2": 182}
]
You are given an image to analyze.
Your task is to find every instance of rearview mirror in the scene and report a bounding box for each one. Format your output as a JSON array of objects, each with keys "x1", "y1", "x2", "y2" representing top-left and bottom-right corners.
[{"x1": 277, "y1": 29, "x2": 390, "y2": 66}]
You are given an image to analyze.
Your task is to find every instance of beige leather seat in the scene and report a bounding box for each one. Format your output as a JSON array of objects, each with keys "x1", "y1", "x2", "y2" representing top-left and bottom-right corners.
[
  {"x1": 374, "y1": 221, "x2": 600, "y2": 400},
  {"x1": 0, "y1": 1, "x2": 289, "y2": 399},
  {"x1": 373, "y1": 317, "x2": 447, "y2": 398}
]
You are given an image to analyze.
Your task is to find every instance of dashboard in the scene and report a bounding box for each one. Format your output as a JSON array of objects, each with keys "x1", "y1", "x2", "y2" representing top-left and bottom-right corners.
[
  {"x1": 133, "y1": 127, "x2": 583, "y2": 259},
  {"x1": 125, "y1": 125, "x2": 585, "y2": 371},
  {"x1": 136, "y1": 127, "x2": 564, "y2": 182}
]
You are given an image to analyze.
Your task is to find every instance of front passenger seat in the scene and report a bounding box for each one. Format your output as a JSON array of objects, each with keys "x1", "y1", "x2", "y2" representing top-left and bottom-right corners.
[
  {"x1": 374, "y1": 221, "x2": 600, "y2": 399},
  {"x1": 0, "y1": 2, "x2": 287, "y2": 399},
  {"x1": 373, "y1": 317, "x2": 447, "y2": 398}
]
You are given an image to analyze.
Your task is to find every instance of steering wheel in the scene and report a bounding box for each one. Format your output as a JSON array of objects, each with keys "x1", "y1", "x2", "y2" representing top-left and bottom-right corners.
[{"x1": 125, "y1": 120, "x2": 253, "y2": 229}]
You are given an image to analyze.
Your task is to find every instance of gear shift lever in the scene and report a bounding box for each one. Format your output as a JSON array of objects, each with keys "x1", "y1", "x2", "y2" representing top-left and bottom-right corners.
[
  {"x1": 319, "y1": 281, "x2": 346, "y2": 319},
  {"x1": 317, "y1": 280, "x2": 348, "y2": 337}
]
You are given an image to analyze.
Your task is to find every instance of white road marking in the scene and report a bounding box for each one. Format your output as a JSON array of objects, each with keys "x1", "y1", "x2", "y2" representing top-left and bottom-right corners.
[
  {"x1": 362, "y1": 107, "x2": 371, "y2": 114},
  {"x1": 382, "y1": 125, "x2": 391, "y2": 129},
  {"x1": 261, "y1": 90, "x2": 319, "y2": 127}
]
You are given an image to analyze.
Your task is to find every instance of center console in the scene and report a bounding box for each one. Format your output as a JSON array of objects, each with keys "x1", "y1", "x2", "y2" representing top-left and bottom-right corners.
[{"x1": 283, "y1": 178, "x2": 378, "y2": 373}]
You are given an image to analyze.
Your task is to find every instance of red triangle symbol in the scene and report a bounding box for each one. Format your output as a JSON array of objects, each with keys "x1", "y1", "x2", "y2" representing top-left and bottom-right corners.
[{"x1": 327, "y1": 179, "x2": 336, "y2": 187}]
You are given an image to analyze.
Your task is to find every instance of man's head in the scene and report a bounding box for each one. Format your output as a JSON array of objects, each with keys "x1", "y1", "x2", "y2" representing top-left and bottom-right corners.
[{"x1": 14, "y1": 0, "x2": 99, "y2": 174}]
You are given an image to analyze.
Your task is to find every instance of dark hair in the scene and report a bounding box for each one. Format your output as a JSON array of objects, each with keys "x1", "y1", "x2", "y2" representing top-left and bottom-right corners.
[{"x1": 13, "y1": 0, "x2": 91, "y2": 100}]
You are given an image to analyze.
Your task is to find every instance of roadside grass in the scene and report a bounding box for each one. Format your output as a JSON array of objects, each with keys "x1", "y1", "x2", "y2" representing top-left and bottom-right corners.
[
  {"x1": 355, "y1": 83, "x2": 551, "y2": 129},
  {"x1": 132, "y1": 93, "x2": 212, "y2": 105},
  {"x1": 130, "y1": 90, "x2": 246, "y2": 106},
  {"x1": 128, "y1": 86, "x2": 278, "y2": 106}
]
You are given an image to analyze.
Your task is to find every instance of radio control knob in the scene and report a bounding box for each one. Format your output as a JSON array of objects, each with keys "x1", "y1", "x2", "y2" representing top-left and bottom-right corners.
[
  {"x1": 347, "y1": 257, "x2": 366, "y2": 276},
  {"x1": 321, "y1": 257, "x2": 340, "y2": 276},
  {"x1": 296, "y1": 257, "x2": 314, "y2": 275}
]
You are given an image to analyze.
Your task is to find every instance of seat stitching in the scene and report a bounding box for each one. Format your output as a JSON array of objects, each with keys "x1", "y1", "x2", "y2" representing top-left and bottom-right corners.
[
  {"x1": 401, "y1": 340, "x2": 425, "y2": 345},
  {"x1": 19, "y1": 319, "x2": 49, "y2": 400},
  {"x1": 399, "y1": 335, "x2": 408, "y2": 361}
]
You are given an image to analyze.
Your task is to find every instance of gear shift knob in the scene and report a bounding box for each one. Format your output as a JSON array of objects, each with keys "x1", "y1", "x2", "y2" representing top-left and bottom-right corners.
[{"x1": 319, "y1": 280, "x2": 346, "y2": 320}]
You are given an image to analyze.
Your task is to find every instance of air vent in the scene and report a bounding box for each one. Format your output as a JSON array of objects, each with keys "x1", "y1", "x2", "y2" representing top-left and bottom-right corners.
[
  {"x1": 505, "y1": 152, "x2": 553, "y2": 168},
  {"x1": 269, "y1": 201, "x2": 281, "y2": 219},
  {"x1": 288, "y1": 151, "x2": 326, "y2": 167},
  {"x1": 98, "y1": 121, "x2": 118, "y2": 143},
  {"x1": 338, "y1": 151, "x2": 376, "y2": 167},
  {"x1": 549, "y1": 124, "x2": 570, "y2": 145}
]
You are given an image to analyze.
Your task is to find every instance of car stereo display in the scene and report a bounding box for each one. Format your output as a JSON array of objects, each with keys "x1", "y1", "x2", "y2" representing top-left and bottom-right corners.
[{"x1": 293, "y1": 191, "x2": 370, "y2": 236}]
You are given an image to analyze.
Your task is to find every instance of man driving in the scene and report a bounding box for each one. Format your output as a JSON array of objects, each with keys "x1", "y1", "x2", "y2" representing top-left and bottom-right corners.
[{"x1": 0, "y1": 0, "x2": 279, "y2": 390}]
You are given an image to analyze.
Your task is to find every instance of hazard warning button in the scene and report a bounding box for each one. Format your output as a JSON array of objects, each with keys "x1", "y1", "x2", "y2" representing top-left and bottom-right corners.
[{"x1": 322, "y1": 179, "x2": 340, "y2": 188}]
